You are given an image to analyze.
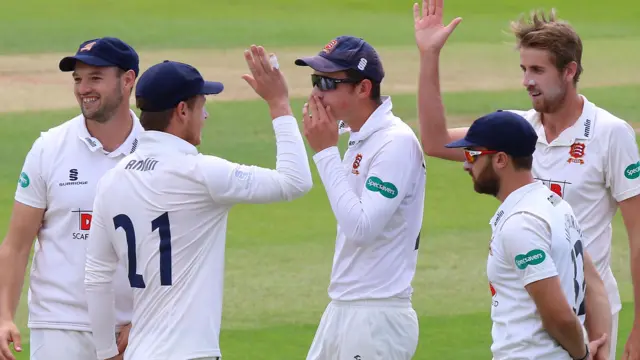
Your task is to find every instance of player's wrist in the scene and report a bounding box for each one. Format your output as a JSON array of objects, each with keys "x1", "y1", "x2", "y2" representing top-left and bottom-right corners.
[
  {"x1": 572, "y1": 344, "x2": 589, "y2": 360},
  {"x1": 267, "y1": 101, "x2": 293, "y2": 119}
]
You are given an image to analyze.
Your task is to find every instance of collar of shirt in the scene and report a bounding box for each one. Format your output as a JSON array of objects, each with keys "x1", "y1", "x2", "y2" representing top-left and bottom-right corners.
[
  {"x1": 345, "y1": 95, "x2": 395, "y2": 148},
  {"x1": 138, "y1": 130, "x2": 199, "y2": 155},
  {"x1": 77, "y1": 109, "x2": 143, "y2": 157},
  {"x1": 529, "y1": 94, "x2": 596, "y2": 146},
  {"x1": 489, "y1": 181, "x2": 543, "y2": 231}
]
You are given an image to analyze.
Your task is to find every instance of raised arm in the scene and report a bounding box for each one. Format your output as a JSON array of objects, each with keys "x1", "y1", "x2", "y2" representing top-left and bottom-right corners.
[
  {"x1": 413, "y1": 0, "x2": 467, "y2": 161},
  {"x1": 200, "y1": 112, "x2": 312, "y2": 205},
  {"x1": 199, "y1": 46, "x2": 313, "y2": 205}
]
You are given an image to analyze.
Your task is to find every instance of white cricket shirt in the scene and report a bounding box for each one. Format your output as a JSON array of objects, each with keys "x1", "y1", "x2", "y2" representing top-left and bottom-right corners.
[
  {"x1": 15, "y1": 111, "x2": 140, "y2": 332},
  {"x1": 487, "y1": 181, "x2": 586, "y2": 360},
  {"x1": 508, "y1": 95, "x2": 640, "y2": 314},
  {"x1": 313, "y1": 96, "x2": 426, "y2": 301},
  {"x1": 84, "y1": 115, "x2": 312, "y2": 360}
]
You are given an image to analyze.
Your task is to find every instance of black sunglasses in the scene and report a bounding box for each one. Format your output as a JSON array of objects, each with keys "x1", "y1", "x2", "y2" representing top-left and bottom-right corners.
[{"x1": 311, "y1": 74, "x2": 362, "y2": 91}]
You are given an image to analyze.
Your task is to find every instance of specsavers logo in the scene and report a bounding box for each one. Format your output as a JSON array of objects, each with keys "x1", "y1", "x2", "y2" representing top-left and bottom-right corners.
[
  {"x1": 18, "y1": 172, "x2": 30, "y2": 188},
  {"x1": 365, "y1": 176, "x2": 398, "y2": 199},
  {"x1": 514, "y1": 249, "x2": 546, "y2": 270},
  {"x1": 625, "y1": 161, "x2": 640, "y2": 179}
]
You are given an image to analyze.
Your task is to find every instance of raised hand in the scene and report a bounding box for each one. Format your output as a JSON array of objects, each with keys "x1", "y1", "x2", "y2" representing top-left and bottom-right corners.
[
  {"x1": 413, "y1": 0, "x2": 462, "y2": 53},
  {"x1": 242, "y1": 45, "x2": 289, "y2": 106}
]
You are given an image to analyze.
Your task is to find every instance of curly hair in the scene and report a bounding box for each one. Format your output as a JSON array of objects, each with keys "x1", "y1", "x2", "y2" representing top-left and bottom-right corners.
[{"x1": 510, "y1": 8, "x2": 583, "y2": 85}]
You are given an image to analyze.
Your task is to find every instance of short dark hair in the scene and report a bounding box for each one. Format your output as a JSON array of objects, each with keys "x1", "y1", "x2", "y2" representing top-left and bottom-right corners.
[
  {"x1": 136, "y1": 96, "x2": 198, "y2": 132},
  {"x1": 512, "y1": 155, "x2": 533, "y2": 170},
  {"x1": 345, "y1": 69, "x2": 381, "y2": 104}
]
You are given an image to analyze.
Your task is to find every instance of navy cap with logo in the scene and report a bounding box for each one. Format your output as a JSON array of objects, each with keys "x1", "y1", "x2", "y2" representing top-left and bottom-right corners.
[
  {"x1": 59, "y1": 37, "x2": 140, "y2": 77},
  {"x1": 135, "y1": 60, "x2": 224, "y2": 112},
  {"x1": 294, "y1": 35, "x2": 385, "y2": 83},
  {"x1": 444, "y1": 110, "x2": 538, "y2": 157}
]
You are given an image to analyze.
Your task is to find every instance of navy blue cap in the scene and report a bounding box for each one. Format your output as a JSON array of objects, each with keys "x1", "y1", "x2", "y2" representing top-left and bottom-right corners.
[
  {"x1": 295, "y1": 35, "x2": 385, "y2": 82},
  {"x1": 135, "y1": 60, "x2": 224, "y2": 112},
  {"x1": 445, "y1": 110, "x2": 538, "y2": 157},
  {"x1": 59, "y1": 37, "x2": 139, "y2": 76}
]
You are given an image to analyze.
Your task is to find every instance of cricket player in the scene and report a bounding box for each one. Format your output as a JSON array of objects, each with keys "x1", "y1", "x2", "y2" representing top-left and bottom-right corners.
[
  {"x1": 413, "y1": 1, "x2": 640, "y2": 358},
  {"x1": 0, "y1": 37, "x2": 140, "y2": 360},
  {"x1": 296, "y1": 35, "x2": 426, "y2": 359},
  {"x1": 84, "y1": 46, "x2": 313, "y2": 360},
  {"x1": 444, "y1": 110, "x2": 611, "y2": 360}
]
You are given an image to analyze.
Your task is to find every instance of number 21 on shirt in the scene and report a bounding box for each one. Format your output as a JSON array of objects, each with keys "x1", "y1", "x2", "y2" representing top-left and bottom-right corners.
[{"x1": 113, "y1": 212, "x2": 173, "y2": 288}]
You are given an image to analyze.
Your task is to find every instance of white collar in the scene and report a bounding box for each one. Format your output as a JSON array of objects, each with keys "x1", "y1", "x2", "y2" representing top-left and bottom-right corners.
[
  {"x1": 339, "y1": 96, "x2": 396, "y2": 148},
  {"x1": 529, "y1": 94, "x2": 597, "y2": 146},
  {"x1": 489, "y1": 181, "x2": 543, "y2": 231},
  {"x1": 138, "y1": 130, "x2": 199, "y2": 155},
  {"x1": 76, "y1": 109, "x2": 143, "y2": 157}
]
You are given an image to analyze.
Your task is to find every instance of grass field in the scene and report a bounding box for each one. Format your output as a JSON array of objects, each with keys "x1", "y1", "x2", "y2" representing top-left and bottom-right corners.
[{"x1": 1, "y1": 0, "x2": 639, "y2": 359}]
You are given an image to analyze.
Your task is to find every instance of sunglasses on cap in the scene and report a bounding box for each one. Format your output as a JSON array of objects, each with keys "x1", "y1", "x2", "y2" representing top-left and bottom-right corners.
[
  {"x1": 311, "y1": 74, "x2": 361, "y2": 91},
  {"x1": 464, "y1": 149, "x2": 497, "y2": 164}
]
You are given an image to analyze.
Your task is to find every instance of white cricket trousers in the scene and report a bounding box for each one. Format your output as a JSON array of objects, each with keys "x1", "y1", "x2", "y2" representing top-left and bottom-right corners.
[
  {"x1": 31, "y1": 329, "x2": 98, "y2": 360},
  {"x1": 306, "y1": 298, "x2": 419, "y2": 360}
]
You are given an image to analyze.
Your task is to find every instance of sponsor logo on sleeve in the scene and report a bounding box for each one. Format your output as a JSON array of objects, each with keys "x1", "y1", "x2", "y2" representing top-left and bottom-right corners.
[
  {"x1": 234, "y1": 167, "x2": 254, "y2": 189},
  {"x1": 624, "y1": 161, "x2": 640, "y2": 179},
  {"x1": 18, "y1": 172, "x2": 30, "y2": 188},
  {"x1": 514, "y1": 249, "x2": 546, "y2": 269},
  {"x1": 365, "y1": 176, "x2": 398, "y2": 199}
]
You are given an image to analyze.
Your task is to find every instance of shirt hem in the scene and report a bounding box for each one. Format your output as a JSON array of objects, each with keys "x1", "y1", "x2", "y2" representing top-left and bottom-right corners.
[
  {"x1": 614, "y1": 185, "x2": 640, "y2": 203},
  {"x1": 14, "y1": 195, "x2": 46, "y2": 209},
  {"x1": 522, "y1": 270, "x2": 558, "y2": 287},
  {"x1": 272, "y1": 114, "x2": 296, "y2": 125},
  {"x1": 145, "y1": 350, "x2": 221, "y2": 360},
  {"x1": 28, "y1": 321, "x2": 128, "y2": 332}
]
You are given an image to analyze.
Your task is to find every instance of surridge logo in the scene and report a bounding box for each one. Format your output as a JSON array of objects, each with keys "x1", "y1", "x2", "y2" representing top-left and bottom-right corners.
[
  {"x1": 365, "y1": 176, "x2": 398, "y2": 199},
  {"x1": 59, "y1": 168, "x2": 88, "y2": 187},
  {"x1": 515, "y1": 249, "x2": 546, "y2": 269},
  {"x1": 625, "y1": 161, "x2": 640, "y2": 179}
]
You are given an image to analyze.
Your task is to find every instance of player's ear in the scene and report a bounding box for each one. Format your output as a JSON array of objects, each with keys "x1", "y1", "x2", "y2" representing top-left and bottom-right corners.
[
  {"x1": 175, "y1": 102, "x2": 189, "y2": 124},
  {"x1": 564, "y1": 61, "x2": 578, "y2": 83},
  {"x1": 122, "y1": 69, "x2": 136, "y2": 92},
  {"x1": 357, "y1": 79, "x2": 372, "y2": 99},
  {"x1": 494, "y1": 152, "x2": 509, "y2": 169}
]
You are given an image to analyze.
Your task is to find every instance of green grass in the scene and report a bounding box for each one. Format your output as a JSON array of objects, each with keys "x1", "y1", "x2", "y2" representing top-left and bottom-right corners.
[
  {"x1": 1, "y1": 0, "x2": 640, "y2": 53},
  {"x1": 2, "y1": 85, "x2": 639, "y2": 359},
  {"x1": 2, "y1": 0, "x2": 640, "y2": 358}
]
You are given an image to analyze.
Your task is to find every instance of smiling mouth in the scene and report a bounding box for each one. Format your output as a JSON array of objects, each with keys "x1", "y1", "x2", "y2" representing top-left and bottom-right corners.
[
  {"x1": 527, "y1": 88, "x2": 541, "y2": 97},
  {"x1": 82, "y1": 96, "x2": 99, "y2": 105}
]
